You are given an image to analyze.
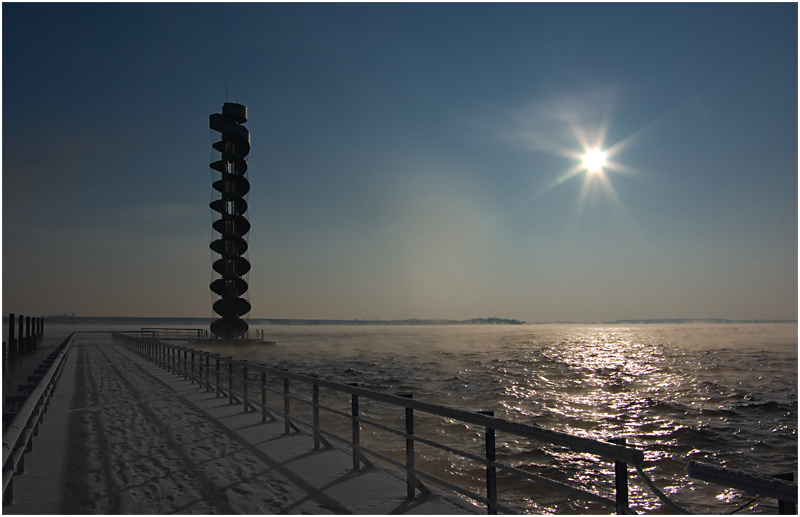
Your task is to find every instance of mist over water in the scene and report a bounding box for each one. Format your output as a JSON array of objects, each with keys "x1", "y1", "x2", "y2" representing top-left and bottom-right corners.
[{"x1": 202, "y1": 323, "x2": 797, "y2": 514}]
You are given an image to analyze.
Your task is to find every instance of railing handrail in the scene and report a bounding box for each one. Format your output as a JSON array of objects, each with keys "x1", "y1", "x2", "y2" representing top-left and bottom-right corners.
[
  {"x1": 686, "y1": 461, "x2": 797, "y2": 504},
  {"x1": 2, "y1": 333, "x2": 74, "y2": 474}
]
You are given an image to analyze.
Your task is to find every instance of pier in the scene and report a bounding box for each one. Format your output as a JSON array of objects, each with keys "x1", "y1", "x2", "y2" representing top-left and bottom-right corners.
[
  {"x1": 3, "y1": 330, "x2": 797, "y2": 514},
  {"x1": 2, "y1": 332, "x2": 475, "y2": 514}
]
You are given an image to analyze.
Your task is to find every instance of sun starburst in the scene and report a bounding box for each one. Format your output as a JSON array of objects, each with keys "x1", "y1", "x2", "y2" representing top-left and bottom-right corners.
[{"x1": 582, "y1": 149, "x2": 607, "y2": 172}]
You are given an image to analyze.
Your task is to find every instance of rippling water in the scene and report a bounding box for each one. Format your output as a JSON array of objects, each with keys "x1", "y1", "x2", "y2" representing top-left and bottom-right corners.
[{"x1": 201, "y1": 323, "x2": 797, "y2": 514}]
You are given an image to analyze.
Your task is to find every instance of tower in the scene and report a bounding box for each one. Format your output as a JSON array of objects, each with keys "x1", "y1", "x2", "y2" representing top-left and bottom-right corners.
[{"x1": 209, "y1": 102, "x2": 251, "y2": 340}]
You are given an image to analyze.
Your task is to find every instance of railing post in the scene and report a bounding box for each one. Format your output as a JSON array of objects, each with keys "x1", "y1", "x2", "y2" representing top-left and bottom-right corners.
[
  {"x1": 479, "y1": 410, "x2": 497, "y2": 514},
  {"x1": 196, "y1": 351, "x2": 202, "y2": 387},
  {"x1": 773, "y1": 472, "x2": 795, "y2": 514},
  {"x1": 611, "y1": 437, "x2": 629, "y2": 514},
  {"x1": 242, "y1": 362, "x2": 249, "y2": 412},
  {"x1": 215, "y1": 356, "x2": 221, "y2": 397},
  {"x1": 399, "y1": 393, "x2": 415, "y2": 498},
  {"x1": 190, "y1": 350, "x2": 196, "y2": 384},
  {"x1": 183, "y1": 350, "x2": 189, "y2": 380},
  {"x1": 261, "y1": 366, "x2": 268, "y2": 422},
  {"x1": 311, "y1": 374, "x2": 320, "y2": 449},
  {"x1": 205, "y1": 355, "x2": 211, "y2": 392},
  {"x1": 284, "y1": 375, "x2": 291, "y2": 434},
  {"x1": 228, "y1": 360, "x2": 235, "y2": 404},
  {"x1": 349, "y1": 383, "x2": 360, "y2": 469}
]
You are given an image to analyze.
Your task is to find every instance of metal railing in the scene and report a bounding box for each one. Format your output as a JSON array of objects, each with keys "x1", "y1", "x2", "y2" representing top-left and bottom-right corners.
[
  {"x1": 125, "y1": 328, "x2": 265, "y2": 342},
  {"x1": 139, "y1": 328, "x2": 210, "y2": 340},
  {"x1": 114, "y1": 333, "x2": 644, "y2": 514},
  {"x1": 2, "y1": 333, "x2": 74, "y2": 504}
]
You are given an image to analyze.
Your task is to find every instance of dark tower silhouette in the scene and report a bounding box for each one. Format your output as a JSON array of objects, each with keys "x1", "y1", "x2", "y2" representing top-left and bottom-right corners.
[{"x1": 209, "y1": 102, "x2": 251, "y2": 340}]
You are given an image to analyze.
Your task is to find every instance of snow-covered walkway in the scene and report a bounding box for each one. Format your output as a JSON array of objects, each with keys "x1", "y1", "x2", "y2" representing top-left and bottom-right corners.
[{"x1": 6, "y1": 337, "x2": 477, "y2": 514}]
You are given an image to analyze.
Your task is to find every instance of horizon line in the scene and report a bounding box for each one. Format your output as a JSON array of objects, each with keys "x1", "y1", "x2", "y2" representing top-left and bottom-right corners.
[{"x1": 25, "y1": 315, "x2": 800, "y2": 325}]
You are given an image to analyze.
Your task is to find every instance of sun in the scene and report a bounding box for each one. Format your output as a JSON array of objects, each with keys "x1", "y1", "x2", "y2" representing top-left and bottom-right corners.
[{"x1": 582, "y1": 149, "x2": 607, "y2": 172}]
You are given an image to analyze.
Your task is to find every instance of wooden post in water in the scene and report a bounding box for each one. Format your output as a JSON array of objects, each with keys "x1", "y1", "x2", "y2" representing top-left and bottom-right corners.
[
  {"x1": 610, "y1": 437, "x2": 629, "y2": 514},
  {"x1": 17, "y1": 315, "x2": 24, "y2": 357},
  {"x1": 8, "y1": 313, "x2": 16, "y2": 360},
  {"x1": 25, "y1": 317, "x2": 31, "y2": 354}
]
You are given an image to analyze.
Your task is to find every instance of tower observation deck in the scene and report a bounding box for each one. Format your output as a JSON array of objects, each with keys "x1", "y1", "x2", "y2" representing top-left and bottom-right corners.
[{"x1": 209, "y1": 102, "x2": 251, "y2": 340}]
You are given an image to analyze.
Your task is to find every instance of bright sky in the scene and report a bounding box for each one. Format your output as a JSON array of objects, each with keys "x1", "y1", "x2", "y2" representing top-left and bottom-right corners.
[{"x1": 2, "y1": 3, "x2": 797, "y2": 322}]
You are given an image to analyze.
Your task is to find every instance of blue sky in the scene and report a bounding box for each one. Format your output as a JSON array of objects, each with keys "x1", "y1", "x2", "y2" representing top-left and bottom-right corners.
[{"x1": 3, "y1": 3, "x2": 797, "y2": 321}]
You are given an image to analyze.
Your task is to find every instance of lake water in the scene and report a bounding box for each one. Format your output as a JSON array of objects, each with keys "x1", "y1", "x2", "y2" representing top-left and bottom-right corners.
[
  {"x1": 198, "y1": 323, "x2": 797, "y2": 514},
  {"x1": 5, "y1": 323, "x2": 796, "y2": 513}
]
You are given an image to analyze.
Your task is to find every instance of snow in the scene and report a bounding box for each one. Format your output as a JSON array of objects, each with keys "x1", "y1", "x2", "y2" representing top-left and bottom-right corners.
[{"x1": 5, "y1": 338, "x2": 479, "y2": 514}]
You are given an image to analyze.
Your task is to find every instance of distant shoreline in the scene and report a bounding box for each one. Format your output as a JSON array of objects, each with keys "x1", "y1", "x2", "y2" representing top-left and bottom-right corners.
[{"x1": 17, "y1": 316, "x2": 799, "y2": 326}]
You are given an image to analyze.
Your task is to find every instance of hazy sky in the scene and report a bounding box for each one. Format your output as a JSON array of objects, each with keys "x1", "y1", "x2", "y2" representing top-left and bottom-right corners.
[{"x1": 3, "y1": 3, "x2": 797, "y2": 322}]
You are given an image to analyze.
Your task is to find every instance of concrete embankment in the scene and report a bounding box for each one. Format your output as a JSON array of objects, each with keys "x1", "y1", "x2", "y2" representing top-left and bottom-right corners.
[{"x1": 5, "y1": 336, "x2": 478, "y2": 514}]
